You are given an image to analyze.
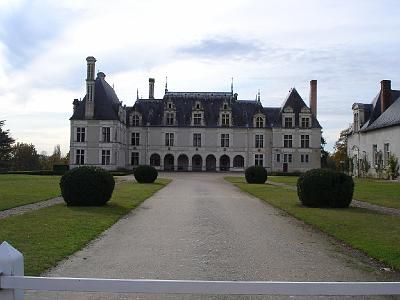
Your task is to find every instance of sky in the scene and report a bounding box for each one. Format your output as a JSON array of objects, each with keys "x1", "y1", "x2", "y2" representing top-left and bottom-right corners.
[{"x1": 1, "y1": 0, "x2": 400, "y2": 155}]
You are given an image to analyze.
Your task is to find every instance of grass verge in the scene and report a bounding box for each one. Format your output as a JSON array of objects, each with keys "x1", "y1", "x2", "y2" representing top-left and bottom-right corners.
[
  {"x1": 268, "y1": 175, "x2": 400, "y2": 209},
  {"x1": 0, "y1": 174, "x2": 61, "y2": 211},
  {"x1": 0, "y1": 179, "x2": 170, "y2": 276},
  {"x1": 226, "y1": 176, "x2": 400, "y2": 270}
]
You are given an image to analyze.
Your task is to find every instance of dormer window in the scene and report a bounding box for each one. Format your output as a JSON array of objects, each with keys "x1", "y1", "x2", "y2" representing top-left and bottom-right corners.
[
  {"x1": 223, "y1": 104, "x2": 228, "y2": 110},
  {"x1": 166, "y1": 113, "x2": 174, "y2": 125},
  {"x1": 221, "y1": 113, "x2": 230, "y2": 127},
  {"x1": 196, "y1": 103, "x2": 200, "y2": 109},
  {"x1": 284, "y1": 117, "x2": 293, "y2": 128},
  {"x1": 168, "y1": 103, "x2": 172, "y2": 109},
  {"x1": 301, "y1": 117, "x2": 310, "y2": 128},
  {"x1": 254, "y1": 115, "x2": 265, "y2": 128},
  {"x1": 193, "y1": 113, "x2": 202, "y2": 125},
  {"x1": 131, "y1": 113, "x2": 141, "y2": 126}
]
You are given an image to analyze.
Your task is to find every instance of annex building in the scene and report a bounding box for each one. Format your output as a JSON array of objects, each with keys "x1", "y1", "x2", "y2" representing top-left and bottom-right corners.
[
  {"x1": 347, "y1": 80, "x2": 400, "y2": 177},
  {"x1": 69, "y1": 56, "x2": 322, "y2": 172}
]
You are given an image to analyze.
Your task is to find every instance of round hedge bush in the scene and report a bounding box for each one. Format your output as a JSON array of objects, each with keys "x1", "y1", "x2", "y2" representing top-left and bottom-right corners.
[
  {"x1": 133, "y1": 165, "x2": 158, "y2": 183},
  {"x1": 245, "y1": 165, "x2": 268, "y2": 184},
  {"x1": 60, "y1": 166, "x2": 115, "y2": 206},
  {"x1": 297, "y1": 168, "x2": 354, "y2": 208}
]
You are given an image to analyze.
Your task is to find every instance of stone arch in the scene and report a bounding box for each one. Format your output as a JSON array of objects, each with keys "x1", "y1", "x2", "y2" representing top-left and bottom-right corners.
[
  {"x1": 206, "y1": 154, "x2": 216, "y2": 171},
  {"x1": 164, "y1": 154, "x2": 174, "y2": 171},
  {"x1": 177, "y1": 154, "x2": 189, "y2": 171},
  {"x1": 219, "y1": 155, "x2": 230, "y2": 171},
  {"x1": 192, "y1": 154, "x2": 203, "y2": 171},
  {"x1": 150, "y1": 153, "x2": 161, "y2": 167},
  {"x1": 233, "y1": 155, "x2": 244, "y2": 169}
]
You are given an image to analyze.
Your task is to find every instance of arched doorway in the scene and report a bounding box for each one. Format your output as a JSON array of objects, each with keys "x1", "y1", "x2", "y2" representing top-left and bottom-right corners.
[
  {"x1": 177, "y1": 154, "x2": 189, "y2": 171},
  {"x1": 192, "y1": 155, "x2": 202, "y2": 171},
  {"x1": 233, "y1": 155, "x2": 244, "y2": 169},
  {"x1": 220, "y1": 155, "x2": 230, "y2": 171},
  {"x1": 206, "y1": 154, "x2": 216, "y2": 171},
  {"x1": 150, "y1": 153, "x2": 160, "y2": 167},
  {"x1": 164, "y1": 154, "x2": 174, "y2": 171}
]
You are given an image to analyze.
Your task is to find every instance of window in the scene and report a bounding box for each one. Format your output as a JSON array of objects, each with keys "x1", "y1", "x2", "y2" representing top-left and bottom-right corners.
[
  {"x1": 255, "y1": 154, "x2": 264, "y2": 166},
  {"x1": 132, "y1": 115, "x2": 140, "y2": 126},
  {"x1": 384, "y1": 143, "x2": 390, "y2": 165},
  {"x1": 102, "y1": 127, "x2": 111, "y2": 142},
  {"x1": 196, "y1": 103, "x2": 200, "y2": 109},
  {"x1": 166, "y1": 113, "x2": 174, "y2": 125},
  {"x1": 300, "y1": 135, "x2": 310, "y2": 148},
  {"x1": 301, "y1": 117, "x2": 310, "y2": 128},
  {"x1": 276, "y1": 154, "x2": 281, "y2": 162},
  {"x1": 221, "y1": 134, "x2": 229, "y2": 147},
  {"x1": 168, "y1": 102, "x2": 172, "y2": 109},
  {"x1": 223, "y1": 103, "x2": 228, "y2": 110},
  {"x1": 165, "y1": 133, "x2": 174, "y2": 146},
  {"x1": 221, "y1": 113, "x2": 230, "y2": 126},
  {"x1": 284, "y1": 117, "x2": 293, "y2": 128},
  {"x1": 193, "y1": 133, "x2": 201, "y2": 147},
  {"x1": 284, "y1": 135, "x2": 292, "y2": 148},
  {"x1": 101, "y1": 150, "x2": 111, "y2": 165},
  {"x1": 255, "y1": 116, "x2": 264, "y2": 128},
  {"x1": 150, "y1": 154, "x2": 161, "y2": 166},
  {"x1": 255, "y1": 134, "x2": 264, "y2": 148},
  {"x1": 301, "y1": 154, "x2": 309, "y2": 163},
  {"x1": 131, "y1": 132, "x2": 140, "y2": 146},
  {"x1": 76, "y1": 127, "x2": 85, "y2": 142},
  {"x1": 131, "y1": 152, "x2": 139, "y2": 166},
  {"x1": 373, "y1": 144, "x2": 378, "y2": 165},
  {"x1": 75, "y1": 149, "x2": 84, "y2": 165},
  {"x1": 193, "y1": 113, "x2": 202, "y2": 125},
  {"x1": 87, "y1": 84, "x2": 93, "y2": 101},
  {"x1": 233, "y1": 155, "x2": 244, "y2": 168},
  {"x1": 284, "y1": 154, "x2": 292, "y2": 163}
]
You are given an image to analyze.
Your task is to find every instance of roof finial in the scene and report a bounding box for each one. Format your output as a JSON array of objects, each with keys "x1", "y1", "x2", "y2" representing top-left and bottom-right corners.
[
  {"x1": 257, "y1": 89, "x2": 260, "y2": 102},
  {"x1": 165, "y1": 76, "x2": 168, "y2": 93},
  {"x1": 231, "y1": 77, "x2": 234, "y2": 94},
  {"x1": 136, "y1": 88, "x2": 139, "y2": 100}
]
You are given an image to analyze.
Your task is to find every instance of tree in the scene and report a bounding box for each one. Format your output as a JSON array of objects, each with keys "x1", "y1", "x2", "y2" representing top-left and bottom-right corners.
[
  {"x1": 320, "y1": 135, "x2": 330, "y2": 168},
  {"x1": 0, "y1": 120, "x2": 15, "y2": 169},
  {"x1": 331, "y1": 128, "x2": 350, "y2": 171},
  {"x1": 11, "y1": 143, "x2": 40, "y2": 171},
  {"x1": 387, "y1": 154, "x2": 399, "y2": 180}
]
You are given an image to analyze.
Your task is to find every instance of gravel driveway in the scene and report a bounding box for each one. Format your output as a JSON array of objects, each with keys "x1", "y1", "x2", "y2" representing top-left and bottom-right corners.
[{"x1": 26, "y1": 173, "x2": 398, "y2": 299}]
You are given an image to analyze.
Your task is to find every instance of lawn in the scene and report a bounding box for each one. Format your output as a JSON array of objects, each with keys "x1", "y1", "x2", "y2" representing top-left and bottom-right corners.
[
  {"x1": 268, "y1": 175, "x2": 400, "y2": 209},
  {"x1": 0, "y1": 174, "x2": 61, "y2": 211},
  {"x1": 226, "y1": 176, "x2": 400, "y2": 271},
  {"x1": 0, "y1": 179, "x2": 170, "y2": 276}
]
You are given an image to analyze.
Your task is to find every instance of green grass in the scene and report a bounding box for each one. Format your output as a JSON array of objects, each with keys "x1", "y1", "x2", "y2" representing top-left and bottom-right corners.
[
  {"x1": 0, "y1": 179, "x2": 170, "y2": 276},
  {"x1": 268, "y1": 176, "x2": 298, "y2": 186},
  {"x1": 0, "y1": 174, "x2": 61, "y2": 211},
  {"x1": 353, "y1": 178, "x2": 400, "y2": 209},
  {"x1": 268, "y1": 175, "x2": 400, "y2": 209},
  {"x1": 226, "y1": 176, "x2": 400, "y2": 270}
]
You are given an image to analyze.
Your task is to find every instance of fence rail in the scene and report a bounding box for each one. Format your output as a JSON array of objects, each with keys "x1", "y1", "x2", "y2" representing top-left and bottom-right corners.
[{"x1": 1, "y1": 242, "x2": 400, "y2": 299}]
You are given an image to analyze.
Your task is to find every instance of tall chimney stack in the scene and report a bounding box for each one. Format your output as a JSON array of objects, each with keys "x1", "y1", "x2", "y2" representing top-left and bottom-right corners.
[
  {"x1": 149, "y1": 78, "x2": 155, "y2": 99},
  {"x1": 309, "y1": 80, "x2": 317, "y2": 117},
  {"x1": 380, "y1": 80, "x2": 392, "y2": 113},
  {"x1": 85, "y1": 56, "x2": 96, "y2": 119}
]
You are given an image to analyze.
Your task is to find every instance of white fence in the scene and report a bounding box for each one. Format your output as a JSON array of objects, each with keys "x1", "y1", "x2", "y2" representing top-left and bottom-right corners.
[{"x1": 1, "y1": 242, "x2": 400, "y2": 299}]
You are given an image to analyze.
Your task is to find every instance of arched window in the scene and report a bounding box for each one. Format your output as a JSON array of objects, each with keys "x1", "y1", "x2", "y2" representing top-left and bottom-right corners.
[{"x1": 233, "y1": 155, "x2": 244, "y2": 168}]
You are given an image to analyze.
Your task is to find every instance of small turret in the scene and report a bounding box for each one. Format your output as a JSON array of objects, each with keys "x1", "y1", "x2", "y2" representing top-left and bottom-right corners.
[{"x1": 85, "y1": 56, "x2": 96, "y2": 119}]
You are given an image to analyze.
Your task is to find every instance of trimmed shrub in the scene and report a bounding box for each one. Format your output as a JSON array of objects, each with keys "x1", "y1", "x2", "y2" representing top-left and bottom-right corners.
[
  {"x1": 133, "y1": 165, "x2": 158, "y2": 183},
  {"x1": 245, "y1": 165, "x2": 268, "y2": 184},
  {"x1": 60, "y1": 166, "x2": 115, "y2": 206},
  {"x1": 297, "y1": 168, "x2": 354, "y2": 208}
]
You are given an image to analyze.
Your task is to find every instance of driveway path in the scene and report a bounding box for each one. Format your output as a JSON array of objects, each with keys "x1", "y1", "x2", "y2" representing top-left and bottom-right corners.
[{"x1": 26, "y1": 173, "x2": 397, "y2": 299}]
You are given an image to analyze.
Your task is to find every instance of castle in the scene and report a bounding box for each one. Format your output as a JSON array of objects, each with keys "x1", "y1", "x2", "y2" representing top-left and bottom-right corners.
[{"x1": 69, "y1": 56, "x2": 322, "y2": 172}]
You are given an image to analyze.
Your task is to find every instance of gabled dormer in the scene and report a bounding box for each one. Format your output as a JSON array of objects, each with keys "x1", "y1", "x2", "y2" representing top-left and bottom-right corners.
[
  {"x1": 282, "y1": 106, "x2": 294, "y2": 128},
  {"x1": 219, "y1": 101, "x2": 232, "y2": 127},
  {"x1": 129, "y1": 111, "x2": 142, "y2": 127},
  {"x1": 253, "y1": 113, "x2": 265, "y2": 128},
  {"x1": 299, "y1": 107, "x2": 312, "y2": 128},
  {"x1": 192, "y1": 101, "x2": 204, "y2": 126},
  {"x1": 164, "y1": 100, "x2": 176, "y2": 126}
]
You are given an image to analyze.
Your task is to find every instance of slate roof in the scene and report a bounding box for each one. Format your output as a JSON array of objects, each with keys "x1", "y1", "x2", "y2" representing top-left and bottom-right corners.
[
  {"x1": 71, "y1": 76, "x2": 321, "y2": 129},
  {"x1": 70, "y1": 74, "x2": 122, "y2": 120},
  {"x1": 358, "y1": 90, "x2": 400, "y2": 132}
]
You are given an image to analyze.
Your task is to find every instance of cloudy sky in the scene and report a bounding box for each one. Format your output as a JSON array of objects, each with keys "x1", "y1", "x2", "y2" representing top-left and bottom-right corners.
[{"x1": 1, "y1": 0, "x2": 399, "y2": 155}]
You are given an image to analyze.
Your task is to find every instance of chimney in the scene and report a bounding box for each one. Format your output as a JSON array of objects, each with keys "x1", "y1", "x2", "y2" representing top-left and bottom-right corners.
[
  {"x1": 85, "y1": 56, "x2": 96, "y2": 119},
  {"x1": 380, "y1": 80, "x2": 392, "y2": 113},
  {"x1": 309, "y1": 80, "x2": 317, "y2": 117},
  {"x1": 73, "y1": 99, "x2": 79, "y2": 113},
  {"x1": 149, "y1": 78, "x2": 155, "y2": 99}
]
